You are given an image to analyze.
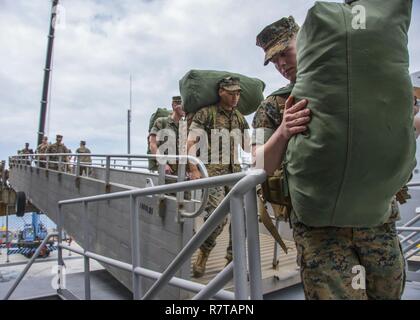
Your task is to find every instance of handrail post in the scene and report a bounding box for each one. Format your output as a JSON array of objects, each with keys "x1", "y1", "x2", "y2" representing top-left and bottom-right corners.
[
  {"x1": 244, "y1": 189, "x2": 263, "y2": 300},
  {"x1": 130, "y1": 195, "x2": 142, "y2": 299},
  {"x1": 57, "y1": 204, "x2": 65, "y2": 292},
  {"x1": 59, "y1": 155, "x2": 63, "y2": 172},
  {"x1": 83, "y1": 201, "x2": 91, "y2": 300},
  {"x1": 176, "y1": 163, "x2": 186, "y2": 223},
  {"x1": 230, "y1": 194, "x2": 249, "y2": 300},
  {"x1": 105, "y1": 156, "x2": 111, "y2": 186},
  {"x1": 76, "y1": 155, "x2": 81, "y2": 177},
  {"x1": 6, "y1": 205, "x2": 10, "y2": 263},
  {"x1": 57, "y1": 204, "x2": 64, "y2": 267}
]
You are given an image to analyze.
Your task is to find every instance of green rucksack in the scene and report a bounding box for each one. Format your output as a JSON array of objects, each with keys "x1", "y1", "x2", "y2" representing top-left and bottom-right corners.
[
  {"x1": 286, "y1": 0, "x2": 416, "y2": 227},
  {"x1": 147, "y1": 108, "x2": 172, "y2": 170},
  {"x1": 179, "y1": 70, "x2": 265, "y2": 115}
]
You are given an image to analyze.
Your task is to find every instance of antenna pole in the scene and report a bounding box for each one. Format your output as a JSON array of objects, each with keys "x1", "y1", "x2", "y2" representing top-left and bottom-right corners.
[{"x1": 127, "y1": 75, "x2": 132, "y2": 168}]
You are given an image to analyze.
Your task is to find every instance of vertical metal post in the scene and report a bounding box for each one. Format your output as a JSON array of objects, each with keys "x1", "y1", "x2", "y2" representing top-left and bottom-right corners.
[
  {"x1": 58, "y1": 155, "x2": 63, "y2": 172},
  {"x1": 57, "y1": 205, "x2": 63, "y2": 265},
  {"x1": 230, "y1": 195, "x2": 249, "y2": 299},
  {"x1": 176, "y1": 163, "x2": 186, "y2": 223},
  {"x1": 105, "y1": 156, "x2": 111, "y2": 186},
  {"x1": 76, "y1": 155, "x2": 80, "y2": 177},
  {"x1": 245, "y1": 189, "x2": 263, "y2": 300},
  {"x1": 83, "y1": 202, "x2": 91, "y2": 300},
  {"x1": 127, "y1": 74, "x2": 132, "y2": 170},
  {"x1": 6, "y1": 205, "x2": 10, "y2": 263},
  {"x1": 127, "y1": 110, "x2": 132, "y2": 170},
  {"x1": 57, "y1": 204, "x2": 64, "y2": 291},
  {"x1": 130, "y1": 195, "x2": 142, "y2": 299}
]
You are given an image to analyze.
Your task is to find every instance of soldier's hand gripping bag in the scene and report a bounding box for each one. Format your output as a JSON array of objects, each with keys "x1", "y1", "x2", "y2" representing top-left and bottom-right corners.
[
  {"x1": 286, "y1": 0, "x2": 416, "y2": 227},
  {"x1": 179, "y1": 70, "x2": 265, "y2": 115}
]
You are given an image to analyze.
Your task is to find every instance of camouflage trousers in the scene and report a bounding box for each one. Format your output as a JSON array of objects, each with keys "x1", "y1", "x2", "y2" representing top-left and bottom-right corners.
[
  {"x1": 292, "y1": 200, "x2": 405, "y2": 300},
  {"x1": 200, "y1": 185, "x2": 232, "y2": 259}
]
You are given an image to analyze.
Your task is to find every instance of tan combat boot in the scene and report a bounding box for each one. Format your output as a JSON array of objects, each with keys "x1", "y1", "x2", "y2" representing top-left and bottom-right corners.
[{"x1": 193, "y1": 249, "x2": 210, "y2": 278}]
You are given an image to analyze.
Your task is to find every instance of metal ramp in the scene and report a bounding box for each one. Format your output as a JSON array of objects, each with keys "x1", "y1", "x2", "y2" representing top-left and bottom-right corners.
[
  {"x1": 192, "y1": 219, "x2": 300, "y2": 294},
  {"x1": 6, "y1": 154, "x2": 209, "y2": 299},
  {"x1": 4, "y1": 153, "x2": 300, "y2": 300},
  {"x1": 5, "y1": 154, "x2": 417, "y2": 300}
]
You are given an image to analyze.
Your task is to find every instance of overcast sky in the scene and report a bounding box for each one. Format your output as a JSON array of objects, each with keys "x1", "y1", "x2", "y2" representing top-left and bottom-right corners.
[{"x1": 0, "y1": 0, "x2": 419, "y2": 163}]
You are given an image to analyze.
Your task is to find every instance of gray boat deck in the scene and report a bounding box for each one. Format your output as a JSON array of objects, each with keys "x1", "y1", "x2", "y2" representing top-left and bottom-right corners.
[{"x1": 191, "y1": 219, "x2": 300, "y2": 294}]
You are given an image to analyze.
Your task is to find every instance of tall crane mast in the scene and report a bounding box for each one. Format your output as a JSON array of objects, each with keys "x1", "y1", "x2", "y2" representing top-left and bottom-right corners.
[{"x1": 37, "y1": 0, "x2": 59, "y2": 147}]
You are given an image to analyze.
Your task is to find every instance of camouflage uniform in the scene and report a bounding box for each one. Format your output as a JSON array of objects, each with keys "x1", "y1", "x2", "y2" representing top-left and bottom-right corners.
[
  {"x1": 36, "y1": 142, "x2": 49, "y2": 168},
  {"x1": 252, "y1": 87, "x2": 291, "y2": 146},
  {"x1": 76, "y1": 143, "x2": 92, "y2": 176},
  {"x1": 252, "y1": 86, "x2": 293, "y2": 222},
  {"x1": 291, "y1": 202, "x2": 404, "y2": 300},
  {"x1": 20, "y1": 146, "x2": 34, "y2": 166},
  {"x1": 46, "y1": 141, "x2": 70, "y2": 171},
  {"x1": 149, "y1": 115, "x2": 185, "y2": 174},
  {"x1": 190, "y1": 101, "x2": 249, "y2": 258},
  {"x1": 255, "y1": 17, "x2": 405, "y2": 300}
]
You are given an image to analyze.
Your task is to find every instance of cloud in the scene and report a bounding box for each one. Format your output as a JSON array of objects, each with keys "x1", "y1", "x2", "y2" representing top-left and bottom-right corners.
[{"x1": 0, "y1": 0, "x2": 419, "y2": 163}]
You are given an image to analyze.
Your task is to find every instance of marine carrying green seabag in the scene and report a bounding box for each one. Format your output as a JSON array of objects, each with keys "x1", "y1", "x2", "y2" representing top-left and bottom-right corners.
[
  {"x1": 147, "y1": 107, "x2": 172, "y2": 170},
  {"x1": 286, "y1": 0, "x2": 416, "y2": 227},
  {"x1": 179, "y1": 70, "x2": 266, "y2": 115}
]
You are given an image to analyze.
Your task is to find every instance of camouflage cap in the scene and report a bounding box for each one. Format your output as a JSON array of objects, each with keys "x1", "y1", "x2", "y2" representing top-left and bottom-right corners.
[
  {"x1": 256, "y1": 16, "x2": 300, "y2": 66},
  {"x1": 172, "y1": 96, "x2": 182, "y2": 104},
  {"x1": 219, "y1": 76, "x2": 241, "y2": 91}
]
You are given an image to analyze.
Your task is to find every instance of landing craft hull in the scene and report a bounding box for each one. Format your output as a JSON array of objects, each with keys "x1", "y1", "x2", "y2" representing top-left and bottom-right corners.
[{"x1": 8, "y1": 164, "x2": 194, "y2": 299}]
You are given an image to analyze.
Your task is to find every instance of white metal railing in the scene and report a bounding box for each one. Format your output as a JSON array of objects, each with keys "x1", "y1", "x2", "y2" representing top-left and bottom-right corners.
[
  {"x1": 3, "y1": 168, "x2": 267, "y2": 300},
  {"x1": 9, "y1": 153, "x2": 209, "y2": 219}
]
